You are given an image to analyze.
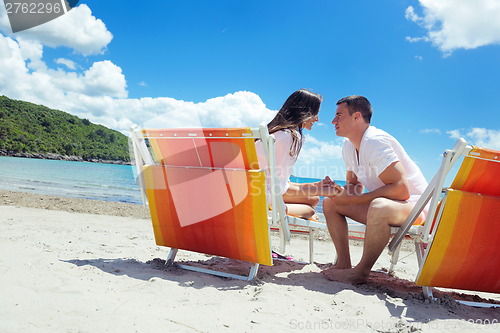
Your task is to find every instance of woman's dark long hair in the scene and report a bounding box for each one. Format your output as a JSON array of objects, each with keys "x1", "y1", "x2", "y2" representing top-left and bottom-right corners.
[{"x1": 267, "y1": 89, "x2": 322, "y2": 157}]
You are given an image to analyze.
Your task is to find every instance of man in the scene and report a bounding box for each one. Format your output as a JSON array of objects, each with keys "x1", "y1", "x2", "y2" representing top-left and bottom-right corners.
[{"x1": 322, "y1": 95, "x2": 428, "y2": 284}]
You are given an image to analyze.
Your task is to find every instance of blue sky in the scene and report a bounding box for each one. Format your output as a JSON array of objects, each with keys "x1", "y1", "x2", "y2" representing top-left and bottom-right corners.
[{"x1": 1, "y1": 0, "x2": 500, "y2": 182}]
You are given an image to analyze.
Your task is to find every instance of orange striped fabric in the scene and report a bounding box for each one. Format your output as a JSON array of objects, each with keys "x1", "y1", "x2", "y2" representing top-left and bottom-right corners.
[
  {"x1": 142, "y1": 128, "x2": 260, "y2": 170},
  {"x1": 416, "y1": 190, "x2": 500, "y2": 293},
  {"x1": 141, "y1": 128, "x2": 272, "y2": 266},
  {"x1": 416, "y1": 146, "x2": 500, "y2": 293},
  {"x1": 451, "y1": 146, "x2": 500, "y2": 196}
]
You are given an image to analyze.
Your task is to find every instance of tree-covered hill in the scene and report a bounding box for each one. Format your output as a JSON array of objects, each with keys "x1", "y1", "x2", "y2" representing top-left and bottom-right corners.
[{"x1": 0, "y1": 96, "x2": 130, "y2": 163}]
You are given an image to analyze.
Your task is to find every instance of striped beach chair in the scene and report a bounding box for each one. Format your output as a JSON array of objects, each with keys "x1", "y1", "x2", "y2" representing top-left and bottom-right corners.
[
  {"x1": 130, "y1": 124, "x2": 326, "y2": 279},
  {"x1": 389, "y1": 139, "x2": 500, "y2": 305},
  {"x1": 130, "y1": 126, "x2": 272, "y2": 280}
]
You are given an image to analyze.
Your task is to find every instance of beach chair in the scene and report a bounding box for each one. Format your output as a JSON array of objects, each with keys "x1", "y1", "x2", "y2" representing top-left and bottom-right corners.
[
  {"x1": 270, "y1": 211, "x2": 327, "y2": 264},
  {"x1": 388, "y1": 139, "x2": 500, "y2": 305},
  {"x1": 130, "y1": 124, "x2": 324, "y2": 280}
]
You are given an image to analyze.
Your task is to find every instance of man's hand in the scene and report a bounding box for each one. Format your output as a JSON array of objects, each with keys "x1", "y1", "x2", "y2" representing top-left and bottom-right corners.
[{"x1": 317, "y1": 176, "x2": 336, "y2": 187}]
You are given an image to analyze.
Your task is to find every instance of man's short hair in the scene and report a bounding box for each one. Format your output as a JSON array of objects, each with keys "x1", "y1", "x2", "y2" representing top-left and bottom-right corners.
[{"x1": 336, "y1": 95, "x2": 372, "y2": 123}]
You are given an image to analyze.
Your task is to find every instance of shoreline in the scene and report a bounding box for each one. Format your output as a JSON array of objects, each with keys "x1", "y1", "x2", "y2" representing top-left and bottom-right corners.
[
  {"x1": 0, "y1": 189, "x2": 150, "y2": 220},
  {"x1": 0, "y1": 151, "x2": 130, "y2": 165}
]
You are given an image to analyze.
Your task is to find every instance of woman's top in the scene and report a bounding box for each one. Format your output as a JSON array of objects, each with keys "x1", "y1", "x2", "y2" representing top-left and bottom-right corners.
[{"x1": 255, "y1": 129, "x2": 297, "y2": 195}]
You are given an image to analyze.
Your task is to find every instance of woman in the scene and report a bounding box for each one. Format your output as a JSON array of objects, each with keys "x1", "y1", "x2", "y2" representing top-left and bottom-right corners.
[{"x1": 257, "y1": 89, "x2": 340, "y2": 219}]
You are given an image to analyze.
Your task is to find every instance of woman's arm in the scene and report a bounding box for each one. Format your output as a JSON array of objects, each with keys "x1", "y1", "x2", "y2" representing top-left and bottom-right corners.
[{"x1": 286, "y1": 176, "x2": 342, "y2": 198}]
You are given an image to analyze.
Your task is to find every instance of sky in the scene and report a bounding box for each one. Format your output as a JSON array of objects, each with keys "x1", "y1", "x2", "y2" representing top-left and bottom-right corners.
[{"x1": 1, "y1": 0, "x2": 500, "y2": 183}]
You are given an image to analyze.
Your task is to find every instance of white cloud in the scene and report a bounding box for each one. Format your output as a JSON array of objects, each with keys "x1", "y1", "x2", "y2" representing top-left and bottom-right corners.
[
  {"x1": 465, "y1": 128, "x2": 500, "y2": 150},
  {"x1": 0, "y1": 4, "x2": 112, "y2": 55},
  {"x1": 447, "y1": 128, "x2": 500, "y2": 149},
  {"x1": 136, "y1": 91, "x2": 275, "y2": 130},
  {"x1": 405, "y1": 0, "x2": 500, "y2": 54},
  {"x1": 0, "y1": 36, "x2": 34, "y2": 97},
  {"x1": 0, "y1": 33, "x2": 127, "y2": 102},
  {"x1": 447, "y1": 129, "x2": 461, "y2": 139},
  {"x1": 55, "y1": 58, "x2": 77, "y2": 70},
  {"x1": 406, "y1": 36, "x2": 430, "y2": 43},
  {"x1": 81, "y1": 61, "x2": 127, "y2": 98},
  {"x1": 17, "y1": 38, "x2": 46, "y2": 70},
  {"x1": 405, "y1": 6, "x2": 421, "y2": 23}
]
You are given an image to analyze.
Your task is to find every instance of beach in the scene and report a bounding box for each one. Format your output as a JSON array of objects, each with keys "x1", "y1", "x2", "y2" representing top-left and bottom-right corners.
[{"x1": 1, "y1": 190, "x2": 499, "y2": 333}]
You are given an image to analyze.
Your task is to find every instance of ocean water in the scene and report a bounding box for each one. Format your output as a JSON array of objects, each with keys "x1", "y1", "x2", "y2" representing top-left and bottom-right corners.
[
  {"x1": 0, "y1": 156, "x2": 345, "y2": 213},
  {"x1": 0, "y1": 156, "x2": 142, "y2": 204}
]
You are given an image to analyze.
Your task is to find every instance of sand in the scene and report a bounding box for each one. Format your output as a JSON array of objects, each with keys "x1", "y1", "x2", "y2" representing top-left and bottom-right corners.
[{"x1": 0, "y1": 190, "x2": 499, "y2": 333}]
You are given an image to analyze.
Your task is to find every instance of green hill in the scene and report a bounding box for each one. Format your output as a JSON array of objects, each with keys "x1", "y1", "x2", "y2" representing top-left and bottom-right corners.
[{"x1": 0, "y1": 96, "x2": 130, "y2": 163}]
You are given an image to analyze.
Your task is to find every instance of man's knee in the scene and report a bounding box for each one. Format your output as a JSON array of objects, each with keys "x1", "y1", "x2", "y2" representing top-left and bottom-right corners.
[
  {"x1": 324, "y1": 197, "x2": 356, "y2": 217},
  {"x1": 323, "y1": 197, "x2": 336, "y2": 214},
  {"x1": 323, "y1": 197, "x2": 350, "y2": 223},
  {"x1": 367, "y1": 198, "x2": 398, "y2": 225},
  {"x1": 369, "y1": 197, "x2": 387, "y2": 209}
]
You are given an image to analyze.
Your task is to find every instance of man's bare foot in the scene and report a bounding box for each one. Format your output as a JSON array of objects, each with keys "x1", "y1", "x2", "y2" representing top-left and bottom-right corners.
[
  {"x1": 329, "y1": 259, "x2": 352, "y2": 270},
  {"x1": 316, "y1": 262, "x2": 350, "y2": 270},
  {"x1": 329, "y1": 263, "x2": 351, "y2": 270},
  {"x1": 321, "y1": 267, "x2": 370, "y2": 285}
]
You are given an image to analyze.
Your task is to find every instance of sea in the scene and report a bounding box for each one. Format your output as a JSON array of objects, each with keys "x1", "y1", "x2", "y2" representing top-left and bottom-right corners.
[
  {"x1": 0, "y1": 156, "x2": 141, "y2": 204},
  {"x1": 0, "y1": 156, "x2": 345, "y2": 213}
]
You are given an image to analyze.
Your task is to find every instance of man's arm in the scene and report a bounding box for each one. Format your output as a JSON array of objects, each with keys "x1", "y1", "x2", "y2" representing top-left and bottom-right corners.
[
  {"x1": 344, "y1": 170, "x2": 364, "y2": 196},
  {"x1": 336, "y1": 162, "x2": 410, "y2": 205}
]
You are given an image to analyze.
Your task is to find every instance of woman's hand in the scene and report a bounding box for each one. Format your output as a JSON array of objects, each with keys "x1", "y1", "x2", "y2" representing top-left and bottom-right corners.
[
  {"x1": 313, "y1": 176, "x2": 343, "y2": 196},
  {"x1": 317, "y1": 176, "x2": 336, "y2": 187}
]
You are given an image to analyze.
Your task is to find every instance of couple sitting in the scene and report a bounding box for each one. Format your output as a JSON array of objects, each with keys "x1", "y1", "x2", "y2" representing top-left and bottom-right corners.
[{"x1": 257, "y1": 89, "x2": 428, "y2": 284}]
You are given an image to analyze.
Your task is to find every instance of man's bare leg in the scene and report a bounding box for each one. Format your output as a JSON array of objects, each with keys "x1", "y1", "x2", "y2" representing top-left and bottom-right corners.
[
  {"x1": 323, "y1": 197, "x2": 351, "y2": 269},
  {"x1": 325, "y1": 198, "x2": 415, "y2": 284},
  {"x1": 322, "y1": 197, "x2": 369, "y2": 270}
]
